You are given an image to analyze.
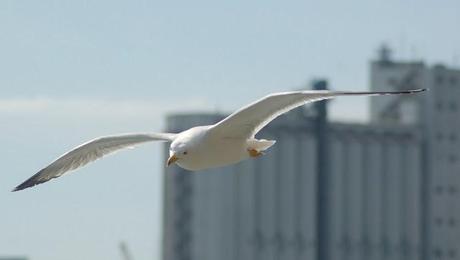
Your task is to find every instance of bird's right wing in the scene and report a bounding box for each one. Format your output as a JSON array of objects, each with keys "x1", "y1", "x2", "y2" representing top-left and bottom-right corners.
[
  {"x1": 210, "y1": 89, "x2": 425, "y2": 139},
  {"x1": 13, "y1": 132, "x2": 177, "y2": 191}
]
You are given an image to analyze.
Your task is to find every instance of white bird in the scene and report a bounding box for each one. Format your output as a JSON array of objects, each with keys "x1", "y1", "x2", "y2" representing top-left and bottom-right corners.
[{"x1": 13, "y1": 89, "x2": 425, "y2": 191}]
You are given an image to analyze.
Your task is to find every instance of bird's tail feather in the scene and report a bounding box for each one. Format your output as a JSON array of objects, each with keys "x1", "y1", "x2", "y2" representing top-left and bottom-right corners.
[{"x1": 247, "y1": 139, "x2": 276, "y2": 152}]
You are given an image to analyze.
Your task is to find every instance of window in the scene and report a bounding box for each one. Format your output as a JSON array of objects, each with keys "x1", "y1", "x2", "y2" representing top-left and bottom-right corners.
[
  {"x1": 449, "y1": 154, "x2": 457, "y2": 163},
  {"x1": 387, "y1": 78, "x2": 398, "y2": 86},
  {"x1": 436, "y1": 75, "x2": 444, "y2": 85},
  {"x1": 448, "y1": 218, "x2": 456, "y2": 227},
  {"x1": 435, "y1": 217, "x2": 444, "y2": 226},
  {"x1": 448, "y1": 186, "x2": 457, "y2": 195},
  {"x1": 436, "y1": 102, "x2": 444, "y2": 111},
  {"x1": 435, "y1": 186, "x2": 443, "y2": 194},
  {"x1": 433, "y1": 248, "x2": 443, "y2": 258},
  {"x1": 436, "y1": 132, "x2": 444, "y2": 141}
]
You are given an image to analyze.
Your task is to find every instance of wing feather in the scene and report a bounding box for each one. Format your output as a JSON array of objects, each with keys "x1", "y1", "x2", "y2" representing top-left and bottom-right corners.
[
  {"x1": 13, "y1": 132, "x2": 176, "y2": 191},
  {"x1": 210, "y1": 89, "x2": 425, "y2": 138}
]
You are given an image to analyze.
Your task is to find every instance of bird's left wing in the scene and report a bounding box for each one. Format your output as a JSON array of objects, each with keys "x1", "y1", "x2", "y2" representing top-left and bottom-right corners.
[
  {"x1": 13, "y1": 132, "x2": 177, "y2": 191},
  {"x1": 210, "y1": 89, "x2": 425, "y2": 139}
]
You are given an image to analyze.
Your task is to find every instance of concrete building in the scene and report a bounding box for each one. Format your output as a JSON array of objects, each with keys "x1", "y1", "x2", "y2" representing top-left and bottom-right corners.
[
  {"x1": 162, "y1": 47, "x2": 460, "y2": 260},
  {"x1": 370, "y1": 46, "x2": 460, "y2": 260},
  {"x1": 162, "y1": 83, "x2": 424, "y2": 260}
]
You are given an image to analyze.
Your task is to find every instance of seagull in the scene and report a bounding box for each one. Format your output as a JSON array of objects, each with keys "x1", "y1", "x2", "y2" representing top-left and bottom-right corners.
[{"x1": 13, "y1": 89, "x2": 425, "y2": 191}]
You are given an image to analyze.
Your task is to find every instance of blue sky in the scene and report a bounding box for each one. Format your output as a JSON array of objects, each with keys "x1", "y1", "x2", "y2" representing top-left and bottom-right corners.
[{"x1": 1, "y1": 1, "x2": 459, "y2": 260}]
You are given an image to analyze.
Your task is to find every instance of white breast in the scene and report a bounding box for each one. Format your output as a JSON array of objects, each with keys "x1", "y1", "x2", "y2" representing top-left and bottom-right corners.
[{"x1": 176, "y1": 135, "x2": 248, "y2": 171}]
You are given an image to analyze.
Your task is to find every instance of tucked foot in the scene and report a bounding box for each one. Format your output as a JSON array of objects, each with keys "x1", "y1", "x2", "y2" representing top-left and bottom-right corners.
[{"x1": 247, "y1": 148, "x2": 264, "y2": 158}]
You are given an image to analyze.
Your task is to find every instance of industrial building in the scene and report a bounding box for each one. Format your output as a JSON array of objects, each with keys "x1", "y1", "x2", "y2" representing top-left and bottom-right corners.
[
  {"x1": 370, "y1": 46, "x2": 460, "y2": 260},
  {"x1": 162, "y1": 48, "x2": 460, "y2": 260}
]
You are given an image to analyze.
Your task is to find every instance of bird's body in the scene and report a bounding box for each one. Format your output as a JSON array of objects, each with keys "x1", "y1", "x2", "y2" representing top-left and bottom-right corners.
[
  {"x1": 170, "y1": 126, "x2": 275, "y2": 170},
  {"x1": 13, "y1": 89, "x2": 426, "y2": 191},
  {"x1": 171, "y1": 126, "x2": 247, "y2": 170}
]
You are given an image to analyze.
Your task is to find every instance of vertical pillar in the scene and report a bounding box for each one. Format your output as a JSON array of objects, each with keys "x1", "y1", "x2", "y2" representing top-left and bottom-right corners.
[{"x1": 314, "y1": 79, "x2": 329, "y2": 260}]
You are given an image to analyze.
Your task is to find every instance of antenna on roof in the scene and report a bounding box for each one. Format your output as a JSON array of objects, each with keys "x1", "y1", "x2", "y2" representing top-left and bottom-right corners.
[
  {"x1": 378, "y1": 43, "x2": 392, "y2": 63},
  {"x1": 119, "y1": 241, "x2": 134, "y2": 260}
]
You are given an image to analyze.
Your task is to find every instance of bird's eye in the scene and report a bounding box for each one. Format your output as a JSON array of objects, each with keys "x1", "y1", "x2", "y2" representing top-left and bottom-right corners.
[{"x1": 183, "y1": 151, "x2": 188, "y2": 155}]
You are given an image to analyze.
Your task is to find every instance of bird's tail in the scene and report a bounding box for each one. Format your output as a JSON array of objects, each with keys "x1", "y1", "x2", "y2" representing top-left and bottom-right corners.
[{"x1": 247, "y1": 139, "x2": 276, "y2": 152}]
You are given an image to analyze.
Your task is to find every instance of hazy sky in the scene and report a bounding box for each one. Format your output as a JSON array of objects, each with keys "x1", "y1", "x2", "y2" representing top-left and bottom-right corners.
[{"x1": 1, "y1": 1, "x2": 459, "y2": 260}]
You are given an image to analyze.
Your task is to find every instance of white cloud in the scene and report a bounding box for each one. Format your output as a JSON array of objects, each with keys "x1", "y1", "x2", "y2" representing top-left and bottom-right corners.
[{"x1": 0, "y1": 96, "x2": 212, "y2": 120}]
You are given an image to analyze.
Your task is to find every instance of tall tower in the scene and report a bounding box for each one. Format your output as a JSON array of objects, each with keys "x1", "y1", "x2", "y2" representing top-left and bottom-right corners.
[
  {"x1": 370, "y1": 47, "x2": 460, "y2": 260},
  {"x1": 370, "y1": 44, "x2": 426, "y2": 125},
  {"x1": 424, "y1": 65, "x2": 460, "y2": 260}
]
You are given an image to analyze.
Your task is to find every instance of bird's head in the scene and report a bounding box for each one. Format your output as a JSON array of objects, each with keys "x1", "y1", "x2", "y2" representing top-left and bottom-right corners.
[
  {"x1": 167, "y1": 147, "x2": 189, "y2": 166},
  {"x1": 166, "y1": 125, "x2": 209, "y2": 167},
  {"x1": 167, "y1": 138, "x2": 192, "y2": 167}
]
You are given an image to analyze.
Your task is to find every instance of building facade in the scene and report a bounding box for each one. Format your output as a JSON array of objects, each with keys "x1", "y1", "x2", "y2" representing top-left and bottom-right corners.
[
  {"x1": 162, "y1": 83, "x2": 424, "y2": 260},
  {"x1": 370, "y1": 48, "x2": 460, "y2": 260},
  {"x1": 163, "y1": 47, "x2": 460, "y2": 260}
]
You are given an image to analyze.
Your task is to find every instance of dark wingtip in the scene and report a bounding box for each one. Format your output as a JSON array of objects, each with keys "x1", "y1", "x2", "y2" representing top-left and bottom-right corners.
[
  {"x1": 388, "y1": 88, "x2": 427, "y2": 95},
  {"x1": 12, "y1": 181, "x2": 31, "y2": 192},
  {"x1": 12, "y1": 169, "x2": 48, "y2": 192},
  {"x1": 396, "y1": 88, "x2": 426, "y2": 94},
  {"x1": 12, "y1": 185, "x2": 24, "y2": 192},
  {"x1": 411, "y1": 88, "x2": 427, "y2": 93}
]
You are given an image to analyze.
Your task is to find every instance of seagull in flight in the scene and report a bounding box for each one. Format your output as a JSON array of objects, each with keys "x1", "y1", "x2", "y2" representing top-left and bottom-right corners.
[{"x1": 13, "y1": 89, "x2": 425, "y2": 191}]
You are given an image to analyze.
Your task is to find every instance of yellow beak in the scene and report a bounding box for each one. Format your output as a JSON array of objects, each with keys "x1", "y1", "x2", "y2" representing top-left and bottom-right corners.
[{"x1": 167, "y1": 154, "x2": 179, "y2": 166}]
